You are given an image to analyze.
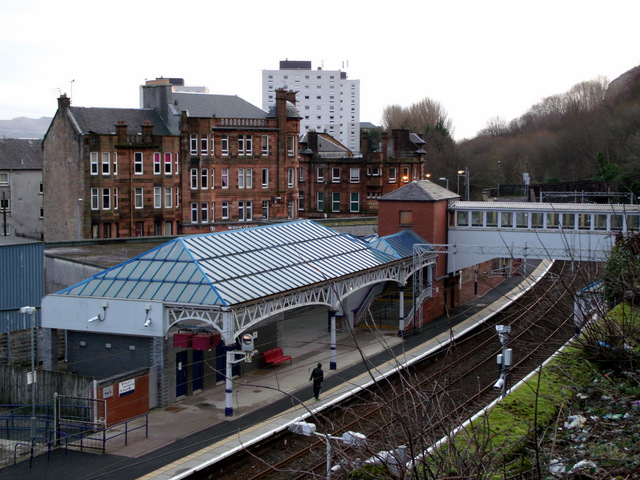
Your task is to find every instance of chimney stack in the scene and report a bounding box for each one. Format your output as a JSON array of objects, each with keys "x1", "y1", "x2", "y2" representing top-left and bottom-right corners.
[
  {"x1": 115, "y1": 121, "x2": 127, "y2": 142},
  {"x1": 58, "y1": 94, "x2": 71, "y2": 111}
]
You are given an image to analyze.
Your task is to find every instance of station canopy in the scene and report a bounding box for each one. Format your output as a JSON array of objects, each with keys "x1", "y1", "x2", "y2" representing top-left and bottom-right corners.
[{"x1": 56, "y1": 221, "x2": 429, "y2": 307}]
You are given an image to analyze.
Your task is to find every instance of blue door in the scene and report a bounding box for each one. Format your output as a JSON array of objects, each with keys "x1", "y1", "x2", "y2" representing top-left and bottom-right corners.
[
  {"x1": 176, "y1": 350, "x2": 188, "y2": 398},
  {"x1": 192, "y1": 350, "x2": 204, "y2": 392}
]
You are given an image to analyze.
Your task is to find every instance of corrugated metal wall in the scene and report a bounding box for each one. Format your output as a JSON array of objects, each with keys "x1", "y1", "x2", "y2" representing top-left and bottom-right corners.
[{"x1": 0, "y1": 242, "x2": 44, "y2": 333}]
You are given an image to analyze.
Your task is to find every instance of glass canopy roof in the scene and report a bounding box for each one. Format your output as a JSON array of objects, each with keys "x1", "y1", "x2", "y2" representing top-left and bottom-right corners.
[{"x1": 56, "y1": 221, "x2": 428, "y2": 307}]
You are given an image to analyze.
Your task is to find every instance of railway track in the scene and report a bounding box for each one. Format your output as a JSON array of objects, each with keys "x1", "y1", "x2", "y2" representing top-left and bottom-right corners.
[{"x1": 191, "y1": 261, "x2": 599, "y2": 480}]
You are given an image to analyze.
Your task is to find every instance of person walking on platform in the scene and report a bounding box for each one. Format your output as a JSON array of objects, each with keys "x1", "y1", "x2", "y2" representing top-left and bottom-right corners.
[{"x1": 309, "y1": 363, "x2": 324, "y2": 400}]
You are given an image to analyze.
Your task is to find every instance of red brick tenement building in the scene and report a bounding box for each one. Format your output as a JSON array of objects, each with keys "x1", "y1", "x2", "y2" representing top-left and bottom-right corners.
[
  {"x1": 141, "y1": 81, "x2": 302, "y2": 234},
  {"x1": 43, "y1": 95, "x2": 181, "y2": 241},
  {"x1": 43, "y1": 78, "x2": 427, "y2": 241},
  {"x1": 299, "y1": 129, "x2": 427, "y2": 219}
]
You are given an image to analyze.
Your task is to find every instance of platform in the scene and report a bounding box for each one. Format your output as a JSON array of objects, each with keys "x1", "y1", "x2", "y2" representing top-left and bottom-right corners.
[{"x1": 0, "y1": 259, "x2": 550, "y2": 480}]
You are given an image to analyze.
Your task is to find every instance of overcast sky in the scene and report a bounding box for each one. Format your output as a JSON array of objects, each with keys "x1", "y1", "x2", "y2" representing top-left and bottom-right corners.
[{"x1": 1, "y1": 0, "x2": 638, "y2": 140}]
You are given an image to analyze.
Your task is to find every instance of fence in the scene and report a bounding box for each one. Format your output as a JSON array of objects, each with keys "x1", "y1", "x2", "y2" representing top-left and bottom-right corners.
[
  {"x1": 0, "y1": 365, "x2": 94, "y2": 406},
  {"x1": 0, "y1": 397, "x2": 148, "y2": 468}
]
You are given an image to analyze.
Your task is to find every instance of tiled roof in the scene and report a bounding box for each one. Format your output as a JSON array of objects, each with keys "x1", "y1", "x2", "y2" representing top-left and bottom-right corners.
[
  {"x1": 172, "y1": 92, "x2": 267, "y2": 119},
  {"x1": 55, "y1": 221, "x2": 400, "y2": 307},
  {"x1": 381, "y1": 180, "x2": 459, "y2": 202},
  {"x1": 68, "y1": 107, "x2": 174, "y2": 136},
  {"x1": 0, "y1": 138, "x2": 42, "y2": 169}
]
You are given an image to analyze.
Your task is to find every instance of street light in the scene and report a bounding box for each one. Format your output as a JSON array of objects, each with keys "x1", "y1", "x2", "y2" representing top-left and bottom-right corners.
[
  {"x1": 20, "y1": 306, "x2": 37, "y2": 438},
  {"x1": 289, "y1": 421, "x2": 366, "y2": 479},
  {"x1": 438, "y1": 177, "x2": 449, "y2": 190},
  {"x1": 457, "y1": 168, "x2": 470, "y2": 201}
]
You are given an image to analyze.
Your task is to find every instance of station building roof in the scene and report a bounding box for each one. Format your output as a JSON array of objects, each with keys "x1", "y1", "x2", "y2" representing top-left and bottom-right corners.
[{"x1": 54, "y1": 221, "x2": 429, "y2": 308}]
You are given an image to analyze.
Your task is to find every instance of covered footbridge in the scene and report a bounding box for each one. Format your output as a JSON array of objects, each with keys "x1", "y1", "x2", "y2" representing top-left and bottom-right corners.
[
  {"x1": 445, "y1": 201, "x2": 640, "y2": 272},
  {"x1": 42, "y1": 220, "x2": 437, "y2": 415}
]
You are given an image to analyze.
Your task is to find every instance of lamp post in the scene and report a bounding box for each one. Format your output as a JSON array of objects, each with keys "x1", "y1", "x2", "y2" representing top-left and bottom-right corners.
[
  {"x1": 20, "y1": 306, "x2": 37, "y2": 438},
  {"x1": 438, "y1": 177, "x2": 449, "y2": 190},
  {"x1": 457, "y1": 168, "x2": 470, "y2": 201},
  {"x1": 289, "y1": 422, "x2": 366, "y2": 479}
]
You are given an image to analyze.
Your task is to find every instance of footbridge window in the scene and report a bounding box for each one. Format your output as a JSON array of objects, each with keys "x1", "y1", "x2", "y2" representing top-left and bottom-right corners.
[
  {"x1": 546, "y1": 212, "x2": 559, "y2": 229},
  {"x1": 500, "y1": 212, "x2": 513, "y2": 228},
  {"x1": 562, "y1": 213, "x2": 575, "y2": 229}
]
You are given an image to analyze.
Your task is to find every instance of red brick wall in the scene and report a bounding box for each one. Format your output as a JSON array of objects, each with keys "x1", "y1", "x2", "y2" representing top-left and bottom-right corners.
[{"x1": 98, "y1": 373, "x2": 149, "y2": 426}]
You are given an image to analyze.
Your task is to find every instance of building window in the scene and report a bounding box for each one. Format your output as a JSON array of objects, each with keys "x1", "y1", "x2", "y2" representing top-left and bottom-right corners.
[
  {"x1": 211, "y1": 202, "x2": 215, "y2": 222},
  {"x1": 190, "y1": 168, "x2": 198, "y2": 189},
  {"x1": 238, "y1": 135, "x2": 245, "y2": 156},
  {"x1": 287, "y1": 200, "x2": 295, "y2": 219},
  {"x1": 367, "y1": 167, "x2": 380, "y2": 177},
  {"x1": 190, "y1": 203, "x2": 198, "y2": 223},
  {"x1": 246, "y1": 168, "x2": 253, "y2": 188},
  {"x1": 175, "y1": 187, "x2": 180, "y2": 208},
  {"x1": 238, "y1": 201, "x2": 245, "y2": 221},
  {"x1": 200, "y1": 136, "x2": 208, "y2": 155},
  {"x1": 332, "y1": 192, "x2": 340, "y2": 212},
  {"x1": 164, "y1": 153, "x2": 172, "y2": 174},
  {"x1": 316, "y1": 167, "x2": 324, "y2": 183},
  {"x1": 287, "y1": 135, "x2": 295, "y2": 157},
  {"x1": 287, "y1": 168, "x2": 295, "y2": 188},
  {"x1": 201, "y1": 202, "x2": 209, "y2": 223},
  {"x1": 262, "y1": 200, "x2": 269, "y2": 219},
  {"x1": 164, "y1": 187, "x2": 172, "y2": 208},
  {"x1": 134, "y1": 152, "x2": 143, "y2": 174},
  {"x1": 389, "y1": 167, "x2": 397, "y2": 183},
  {"x1": 350, "y1": 192, "x2": 359, "y2": 213},
  {"x1": 90, "y1": 152, "x2": 98, "y2": 175},
  {"x1": 317, "y1": 192, "x2": 324, "y2": 211},
  {"x1": 246, "y1": 135, "x2": 253, "y2": 155},
  {"x1": 91, "y1": 188, "x2": 99, "y2": 210},
  {"x1": 153, "y1": 153, "x2": 161, "y2": 175},
  {"x1": 298, "y1": 193, "x2": 304, "y2": 211},
  {"x1": 114, "y1": 187, "x2": 118, "y2": 210},
  {"x1": 221, "y1": 135, "x2": 229, "y2": 156},
  {"x1": 221, "y1": 168, "x2": 229, "y2": 188},
  {"x1": 261, "y1": 168, "x2": 269, "y2": 188},
  {"x1": 101, "y1": 152, "x2": 110, "y2": 175},
  {"x1": 174, "y1": 153, "x2": 179, "y2": 174},
  {"x1": 299, "y1": 167, "x2": 304, "y2": 182},
  {"x1": 261, "y1": 135, "x2": 269, "y2": 156},
  {"x1": 332, "y1": 167, "x2": 340, "y2": 183},
  {"x1": 238, "y1": 168, "x2": 245, "y2": 189},
  {"x1": 399, "y1": 211, "x2": 413, "y2": 226},
  {"x1": 221, "y1": 201, "x2": 229, "y2": 219},
  {"x1": 101, "y1": 188, "x2": 110, "y2": 209},
  {"x1": 113, "y1": 153, "x2": 118, "y2": 175},
  {"x1": 350, "y1": 167, "x2": 360, "y2": 183},
  {"x1": 154, "y1": 187, "x2": 162, "y2": 208},
  {"x1": 402, "y1": 167, "x2": 410, "y2": 182},
  {"x1": 246, "y1": 201, "x2": 253, "y2": 221},
  {"x1": 210, "y1": 134, "x2": 215, "y2": 155},
  {"x1": 201, "y1": 168, "x2": 208, "y2": 189},
  {"x1": 190, "y1": 135, "x2": 198, "y2": 155},
  {"x1": 1, "y1": 172, "x2": 10, "y2": 184},
  {"x1": 211, "y1": 168, "x2": 215, "y2": 189},
  {"x1": 134, "y1": 187, "x2": 144, "y2": 209}
]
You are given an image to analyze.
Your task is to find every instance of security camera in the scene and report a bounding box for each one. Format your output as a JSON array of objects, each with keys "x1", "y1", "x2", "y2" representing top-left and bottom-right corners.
[
  {"x1": 144, "y1": 318, "x2": 151, "y2": 327},
  {"x1": 88, "y1": 316, "x2": 100, "y2": 323},
  {"x1": 493, "y1": 378, "x2": 505, "y2": 390}
]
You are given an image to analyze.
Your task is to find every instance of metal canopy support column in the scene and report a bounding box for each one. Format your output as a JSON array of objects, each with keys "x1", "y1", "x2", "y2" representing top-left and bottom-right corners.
[
  {"x1": 398, "y1": 286, "x2": 405, "y2": 337},
  {"x1": 329, "y1": 310, "x2": 337, "y2": 370}
]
